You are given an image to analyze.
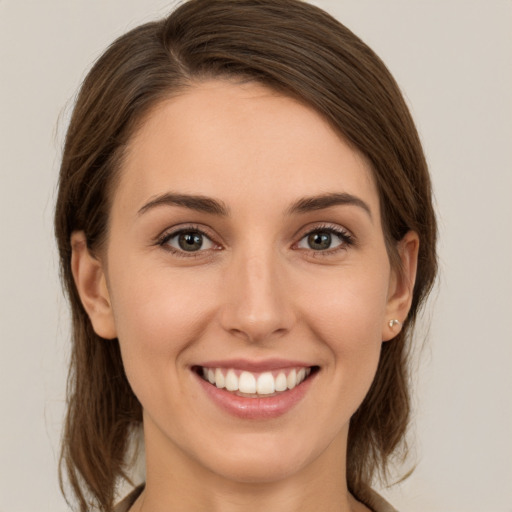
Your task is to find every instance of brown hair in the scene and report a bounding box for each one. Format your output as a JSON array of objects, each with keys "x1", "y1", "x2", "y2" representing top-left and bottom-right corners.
[{"x1": 55, "y1": 1, "x2": 437, "y2": 510}]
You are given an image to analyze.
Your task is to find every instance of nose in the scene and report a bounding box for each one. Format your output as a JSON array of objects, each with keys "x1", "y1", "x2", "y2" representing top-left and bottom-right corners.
[{"x1": 218, "y1": 247, "x2": 295, "y2": 344}]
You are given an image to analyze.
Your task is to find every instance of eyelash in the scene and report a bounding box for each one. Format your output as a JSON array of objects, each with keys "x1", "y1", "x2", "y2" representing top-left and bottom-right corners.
[
  {"x1": 156, "y1": 223, "x2": 355, "y2": 258},
  {"x1": 295, "y1": 224, "x2": 355, "y2": 256},
  {"x1": 156, "y1": 224, "x2": 219, "y2": 259}
]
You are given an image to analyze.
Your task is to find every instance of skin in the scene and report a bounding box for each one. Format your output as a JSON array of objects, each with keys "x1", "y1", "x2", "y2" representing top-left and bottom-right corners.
[{"x1": 72, "y1": 80, "x2": 418, "y2": 512}]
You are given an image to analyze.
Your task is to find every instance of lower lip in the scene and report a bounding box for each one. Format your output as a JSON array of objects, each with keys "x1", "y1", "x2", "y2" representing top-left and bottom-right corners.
[{"x1": 195, "y1": 371, "x2": 316, "y2": 420}]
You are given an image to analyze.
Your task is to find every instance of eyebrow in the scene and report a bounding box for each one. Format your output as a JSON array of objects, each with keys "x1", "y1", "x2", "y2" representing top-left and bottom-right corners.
[
  {"x1": 137, "y1": 193, "x2": 230, "y2": 217},
  {"x1": 137, "y1": 191, "x2": 372, "y2": 220},
  {"x1": 287, "y1": 192, "x2": 372, "y2": 220}
]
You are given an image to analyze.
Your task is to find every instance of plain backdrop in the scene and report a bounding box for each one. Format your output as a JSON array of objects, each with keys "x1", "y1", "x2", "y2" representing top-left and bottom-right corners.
[{"x1": 1, "y1": 1, "x2": 511, "y2": 511}]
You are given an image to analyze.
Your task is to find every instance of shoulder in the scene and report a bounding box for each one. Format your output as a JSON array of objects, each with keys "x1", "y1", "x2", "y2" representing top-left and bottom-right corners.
[
  {"x1": 364, "y1": 488, "x2": 399, "y2": 512},
  {"x1": 114, "y1": 485, "x2": 144, "y2": 512}
]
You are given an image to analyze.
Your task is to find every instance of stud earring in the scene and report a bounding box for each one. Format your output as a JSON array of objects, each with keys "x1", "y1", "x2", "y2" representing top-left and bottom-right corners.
[{"x1": 388, "y1": 319, "x2": 402, "y2": 328}]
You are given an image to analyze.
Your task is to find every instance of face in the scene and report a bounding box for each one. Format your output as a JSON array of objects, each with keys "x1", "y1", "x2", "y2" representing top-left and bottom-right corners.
[{"x1": 74, "y1": 80, "x2": 415, "y2": 486}]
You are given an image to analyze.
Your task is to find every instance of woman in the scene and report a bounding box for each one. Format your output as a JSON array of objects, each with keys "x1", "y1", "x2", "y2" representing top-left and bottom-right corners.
[{"x1": 54, "y1": 0, "x2": 437, "y2": 511}]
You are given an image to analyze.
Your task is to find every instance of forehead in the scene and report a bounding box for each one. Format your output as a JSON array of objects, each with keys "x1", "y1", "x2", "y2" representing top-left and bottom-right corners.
[{"x1": 114, "y1": 80, "x2": 379, "y2": 218}]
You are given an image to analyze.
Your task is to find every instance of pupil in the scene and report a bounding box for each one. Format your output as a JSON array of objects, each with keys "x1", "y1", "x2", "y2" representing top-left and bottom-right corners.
[
  {"x1": 308, "y1": 232, "x2": 331, "y2": 250},
  {"x1": 178, "y1": 232, "x2": 203, "y2": 251}
]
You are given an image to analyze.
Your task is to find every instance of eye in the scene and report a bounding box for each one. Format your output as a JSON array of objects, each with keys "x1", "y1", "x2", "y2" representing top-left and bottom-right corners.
[
  {"x1": 296, "y1": 227, "x2": 353, "y2": 252},
  {"x1": 161, "y1": 229, "x2": 216, "y2": 253}
]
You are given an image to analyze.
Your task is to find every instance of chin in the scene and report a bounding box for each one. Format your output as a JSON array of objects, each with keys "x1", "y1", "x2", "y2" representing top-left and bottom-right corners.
[
  {"x1": 189, "y1": 429, "x2": 324, "y2": 485},
  {"x1": 204, "y1": 452, "x2": 307, "y2": 485}
]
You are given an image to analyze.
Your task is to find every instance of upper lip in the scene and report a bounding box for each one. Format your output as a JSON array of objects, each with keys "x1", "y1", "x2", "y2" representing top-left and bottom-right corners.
[{"x1": 194, "y1": 358, "x2": 314, "y2": 372}]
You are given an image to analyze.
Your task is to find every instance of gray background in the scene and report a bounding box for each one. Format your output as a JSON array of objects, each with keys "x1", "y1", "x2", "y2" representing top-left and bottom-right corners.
[{"x1": 1, "y1": 1, "x2": 511, "y2": 510}]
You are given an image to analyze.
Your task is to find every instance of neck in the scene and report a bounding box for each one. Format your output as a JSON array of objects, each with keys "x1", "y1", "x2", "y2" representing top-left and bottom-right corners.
[{"x1": 132, "y1": 420, "x2": 369, "y2": 512}]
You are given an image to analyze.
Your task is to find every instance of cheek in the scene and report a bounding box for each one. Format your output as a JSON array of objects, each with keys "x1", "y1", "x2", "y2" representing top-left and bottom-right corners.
[
  {"x1": 298, "y1": 266, "x2": 389, "y2": 402},
  {"x1": 110, "y1": 254, "x2": 213, "y2": 337},
  {"x1": 300, "y1": 266, "x2": 390, "y2": 346},
  {"x1": 107, "y1": 263, "x2": 217, "y2": 392}
]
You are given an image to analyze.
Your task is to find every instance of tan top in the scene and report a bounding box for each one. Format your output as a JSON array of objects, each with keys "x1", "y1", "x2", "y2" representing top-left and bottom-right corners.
[
  {"x1": 114, "y1": 486, "x2": 143, "y2": 512},
  {"x1": 364, "y1": 488, "x2": 398, "y2": 512},
  {"x1": 114, "y1": 485, "x2": 398, "y2": 512}
]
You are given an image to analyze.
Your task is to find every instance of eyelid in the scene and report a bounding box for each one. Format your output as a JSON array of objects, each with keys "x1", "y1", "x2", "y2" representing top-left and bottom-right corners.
[
  {"x1": 293, "y1": 223, "x2": 355, "y2": 253},
  {"x1": 156, "y1": 224, "x2": 222, "y2": 255},
  {"x1": 154, "y1": 222, "x2": 354, "y2": 258}
]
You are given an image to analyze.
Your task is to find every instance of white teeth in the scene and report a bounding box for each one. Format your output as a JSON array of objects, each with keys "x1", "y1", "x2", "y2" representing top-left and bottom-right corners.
[
  {"x1": 287, "y1": 369, "x2": 297, "y2": 389},
  {"x1": 256, "y1": 372, "x2": 275, "y2": 395},
  {"x1": 200, "y1": 366, "x2": 313, "y2": 395},
  {"x1": 225, "y1": 369, "x2": 239, "y2": 391},
  {"x1": 215, "y1": 368, "x2": 225, "y2": 389},
  {"x1": 275, "y1": 372, "x2": 287, "y2": 392},
  {"x1": 239, "y1": 371, "x2": 257, "y2": 393}
]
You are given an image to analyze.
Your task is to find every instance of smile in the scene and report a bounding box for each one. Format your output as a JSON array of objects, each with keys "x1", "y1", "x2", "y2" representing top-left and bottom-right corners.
[
  {"x1": 198, "y1": 366, "x2": 315, "y2": 397},
  {"x1": 193, "y1": 361, "x2": 319, "y2": 419}
]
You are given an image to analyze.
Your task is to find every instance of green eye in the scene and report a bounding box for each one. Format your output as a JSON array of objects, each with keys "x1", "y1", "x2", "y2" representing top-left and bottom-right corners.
[
  {"x1": 297, "y1": 227, "x2": 353, "y2": 252},
  {"x1": 162, "y1": 230, "x2": 215, "y2": 253}
]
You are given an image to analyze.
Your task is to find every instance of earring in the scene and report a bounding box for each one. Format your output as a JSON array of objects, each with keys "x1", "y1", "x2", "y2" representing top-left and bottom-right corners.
[{"x1": 388, "y1": 319, "x2": 402, "y2": 328}]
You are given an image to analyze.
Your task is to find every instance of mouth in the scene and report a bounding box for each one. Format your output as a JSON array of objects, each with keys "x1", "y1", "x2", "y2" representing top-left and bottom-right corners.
[{"x1": 193, "y1": 365, "x2": 319, "y2": 398}]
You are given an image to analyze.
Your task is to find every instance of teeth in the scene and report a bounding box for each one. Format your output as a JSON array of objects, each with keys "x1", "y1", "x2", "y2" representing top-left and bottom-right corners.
[
  {"x1": 214, "y1": 368, "x2": 225, "y2": 389},
  {"x1": 287, "y1": 369, "x2": 297, "y2": 389},
  {"x1": 275, "y1": 372, "x2": 287, "y2": 392},
  {"x1": 225, "y1": 369, "x2": 238, "y2": 391},
  {"x1": 239, "y1": 371, "x2": 257, "y2": 393},
  {"x1": 256, "y1": 372, "x2": 275, "y2": 395},
  {"x1": 200, "y1": 366, "x2": 312, "y2": 396}
]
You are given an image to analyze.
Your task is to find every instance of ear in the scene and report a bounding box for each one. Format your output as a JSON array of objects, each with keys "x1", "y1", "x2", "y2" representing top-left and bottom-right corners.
[
  {"x1": 71, "y1": 231, "x2": 117, "y2": 340},
  {"x1": 382, "y1": 231, "x2": 419, "y2": 341}
]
